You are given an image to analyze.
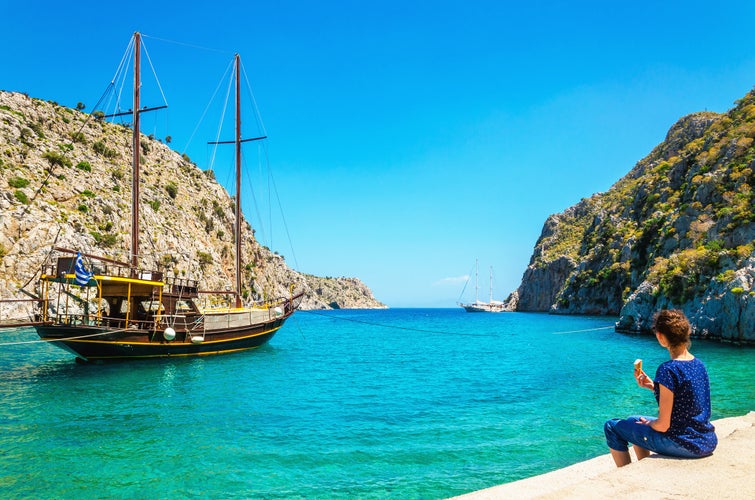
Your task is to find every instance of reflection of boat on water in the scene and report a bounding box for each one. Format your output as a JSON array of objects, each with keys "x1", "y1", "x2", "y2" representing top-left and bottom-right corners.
[
  {"x1": 458, "y1": 259, "x2": 505, "y2": 313},
  {"x1": 0, "y1": 33, "x2": 303, "y2": 361}
]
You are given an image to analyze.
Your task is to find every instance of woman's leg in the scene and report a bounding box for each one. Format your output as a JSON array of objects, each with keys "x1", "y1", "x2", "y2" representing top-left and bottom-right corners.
[
  {"x1": 605, "y1": 418, "x2": 635, "y2": 467},
  {"x1": 634, "y1": 445, "x2": 651, "y2": 460},
  {"x1": 605, "y1": 416, "x2": 656, "y2": 466},
  {"x1": 609, "y1": 448, "x2": 632, "y2": 467},
  {"x1": 606, "y1": 416, "x2": 701, "y2": 463}
]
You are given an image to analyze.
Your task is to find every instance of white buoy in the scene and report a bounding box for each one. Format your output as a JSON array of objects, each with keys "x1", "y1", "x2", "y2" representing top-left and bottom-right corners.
[
  {"x1": 191, "y1": 335, "x2": 204, "y2": 344},
  {"x1": 274, "y1": 306, "x2": 283, "y2": 317},
  {"x1": 163, "y1": 327, "x2": 176, "y2": 341}
]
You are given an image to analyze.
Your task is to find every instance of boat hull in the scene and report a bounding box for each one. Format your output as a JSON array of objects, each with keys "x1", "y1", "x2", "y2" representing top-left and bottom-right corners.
[
  {"x1": 462, "y1": 305, "x2": 490, "y2": 313},
  {"x1": 461, "y1": 305, "x2": 504, "y2": 313},
  {"x1": 459, "y1": 302, "x2": 506, "y2": 313},
  {"x1": 35, "y1": 318, "x2": 286, "y2": 361}
]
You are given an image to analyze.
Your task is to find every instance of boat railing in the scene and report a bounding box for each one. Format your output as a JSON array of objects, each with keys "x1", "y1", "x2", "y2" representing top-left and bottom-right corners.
[
  {"x1": 155, "y1": 314, "x2": 205, "y2": 333},
  {"x1": 193, "y1": 295, "x2": 289, "y2": 329},
  {"x1": 165, "y1": 276, "x2": 199, "y2": 296},
  {"x1": 43, "y1": 258, "x2": 164, "y2": 282},
  {"x1": 48, "y1": 312, "x2": 160, "y2": 331}
]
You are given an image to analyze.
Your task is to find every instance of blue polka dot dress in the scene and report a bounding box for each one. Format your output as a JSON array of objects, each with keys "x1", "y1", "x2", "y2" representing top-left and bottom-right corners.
[{"x1": 654, "y1": 358, "x2": 717, "y2": 455}]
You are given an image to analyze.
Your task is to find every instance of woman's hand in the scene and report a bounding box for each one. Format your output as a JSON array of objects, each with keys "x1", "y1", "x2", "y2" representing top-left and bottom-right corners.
[
  {"x1": 635, "y1": 370, "x2": 654, "y2": 390},
  {"x1": 635, "y1": 387, "x2": 674, "y2": 432}
]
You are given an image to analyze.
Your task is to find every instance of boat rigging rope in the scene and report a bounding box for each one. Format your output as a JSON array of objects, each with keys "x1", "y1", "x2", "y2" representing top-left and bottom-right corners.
[
  {"x1": 111, "y1": 36, "x2": 135, "y2": 89},
  {"x1": 18, "y1": 62, "x2": 115, "y2": 215},
  {"x1": 111, "y1": 40, "x2": 135, "y2": 119},
  {"x1": 239, "y1": 59, "x2": 267, "y2": 137},
  {"x1": 207, "y1": 60, "x2": 236, "y2": 172},
  {"x1": 265, "y1": 160, "x2": 300, "y2": 271},
  {"x1": 455, "y1": 262, "x2": 478, "y2": 303},
  {"x1": 141, "y1": 41, "x2": 169, "y2": 108},
  {"x1": 183, "y1": 58, "x2": 234, "y2": 157},
  {"x1": 141, "y1": 34, "x2": 230, "y2": 55}
]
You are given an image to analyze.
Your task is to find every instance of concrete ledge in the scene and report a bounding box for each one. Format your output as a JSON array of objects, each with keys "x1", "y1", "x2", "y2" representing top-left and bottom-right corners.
[{"x1": 452, "y1": 411, "x2": 755, "y2": 499}]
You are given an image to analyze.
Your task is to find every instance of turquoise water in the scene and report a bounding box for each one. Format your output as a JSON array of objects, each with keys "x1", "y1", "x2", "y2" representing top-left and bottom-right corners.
[{"x1": 0, "y1": 309, "x2": 752, "y2": 499}]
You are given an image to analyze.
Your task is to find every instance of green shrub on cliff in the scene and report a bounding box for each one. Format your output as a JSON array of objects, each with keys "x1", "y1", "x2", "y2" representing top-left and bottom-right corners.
[
  {"x1": 75, "y1": 161, "x2": 91, "y2": 172},
  {"x1": 8, "y1": 176, "x2": 29, "y2": 188},
  {"x1": 43, "y1": 150, "x2": 71, "y2": 168},
  {"x1": 91, "y1": 231, "x2": 117, "y2": 247},
  {"x1": 92, "y1": 140, "x2": 117, "y2": 158},
  {"x1": 165, "y1": 181, "x2": 178, "y2": 199},
  {"x1": 197, "y1": 251, "x2": 212, "y2": 268},
  {"x1": 14, "y1": 190, "x2": 28, "y2": 204},
  {"x1": 648, "y1": 246, "x2": 722, "y2": 305}
]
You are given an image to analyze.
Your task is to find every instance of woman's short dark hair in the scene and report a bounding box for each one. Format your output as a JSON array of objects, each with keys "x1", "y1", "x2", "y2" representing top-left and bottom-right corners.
[{"x1": 652, "y1": 309, "x2": 691, "y2": 348}]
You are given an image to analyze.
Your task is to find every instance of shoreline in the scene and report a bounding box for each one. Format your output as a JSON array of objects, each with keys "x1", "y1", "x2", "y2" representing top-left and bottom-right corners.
[{"x1": 452, "y1": 411, "x2": 754, "y2": 499}]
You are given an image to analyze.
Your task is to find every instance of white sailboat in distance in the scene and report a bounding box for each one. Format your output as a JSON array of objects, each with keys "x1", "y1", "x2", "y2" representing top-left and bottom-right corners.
[{"x1": 458, "y1": 259, "x2": 506, "y2": 313}]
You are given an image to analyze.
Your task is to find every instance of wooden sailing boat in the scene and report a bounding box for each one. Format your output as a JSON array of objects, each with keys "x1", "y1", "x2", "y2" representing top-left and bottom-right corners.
[
  {"x1": 1, "y1": 33, "x2": 303, "y2": 361},
  {"x1": 458, "y1": 259, "x2": 505, "y2": 313}
]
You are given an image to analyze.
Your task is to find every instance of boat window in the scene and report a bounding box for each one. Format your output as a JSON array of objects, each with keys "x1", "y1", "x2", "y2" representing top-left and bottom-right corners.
[
  {"x1": 175, "y1": 300, "x2": 194, "y2": 312},
  {"x1": 141, "y1": 300, "x2": 165, "y2": 313}
]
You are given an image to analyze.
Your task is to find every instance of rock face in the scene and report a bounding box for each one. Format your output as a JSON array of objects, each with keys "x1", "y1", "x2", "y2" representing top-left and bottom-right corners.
[
  {"x1": 505, "y1": 91, "x2": 755, "y2": 343},
  {"x1": 0, "y1": 91, "x2": 385, "y2": 315},
  {"x1": 297, "y1": 274, "x2": 387, "y2": 310}
]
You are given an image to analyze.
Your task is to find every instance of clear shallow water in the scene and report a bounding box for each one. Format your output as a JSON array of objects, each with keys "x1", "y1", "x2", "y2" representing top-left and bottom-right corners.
[{"x1": 0, "y1": 309, "x2": 752, "y2": 499}]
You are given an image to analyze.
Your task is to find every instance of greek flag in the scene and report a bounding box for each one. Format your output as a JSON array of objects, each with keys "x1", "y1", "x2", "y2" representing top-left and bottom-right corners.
[{"x1": 74, "y1": 252, "x2": 93, "y2": 286}]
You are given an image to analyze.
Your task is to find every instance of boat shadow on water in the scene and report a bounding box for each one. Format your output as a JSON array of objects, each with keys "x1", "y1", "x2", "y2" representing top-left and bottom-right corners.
[{"x1": 0, "y1": 326, "x2": 281, "y2": 389}]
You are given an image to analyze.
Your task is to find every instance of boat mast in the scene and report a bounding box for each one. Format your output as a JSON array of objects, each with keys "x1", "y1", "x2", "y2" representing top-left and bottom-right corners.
[
  {"x1": 474, "y1": 259, "x2": 479, "y2": 303},
  {"x1": 234, "y1": 54, "x2": 242, "y2": 308},
  {"x1": 131, "y1": 32, "x2": 141, "y2": 273},
  {"x1": 489, "y1": 266, "x2": 493, "y2": 303},
  {"x1": 101, "y1": 32, "x2": 164, "y2": 272},
  {"x1": 208, "y1": 54, "x2": 267, "y2": 307}
]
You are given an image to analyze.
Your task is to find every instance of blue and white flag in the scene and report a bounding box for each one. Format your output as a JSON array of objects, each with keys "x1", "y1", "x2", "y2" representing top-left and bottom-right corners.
[{"x1": 74, "y1": 252, "x2": 93, "y2": 286}]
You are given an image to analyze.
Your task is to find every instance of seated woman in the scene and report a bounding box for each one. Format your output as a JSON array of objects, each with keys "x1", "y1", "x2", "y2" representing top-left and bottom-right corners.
[{"x1": 604, "y1": 309, "x2": 717, "y2": 466}]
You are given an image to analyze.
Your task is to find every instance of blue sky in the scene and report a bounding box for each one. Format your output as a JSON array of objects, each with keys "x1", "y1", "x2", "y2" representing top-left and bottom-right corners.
[{"x1": 2, "y1": 1, "x2": 755, "y2": 307}]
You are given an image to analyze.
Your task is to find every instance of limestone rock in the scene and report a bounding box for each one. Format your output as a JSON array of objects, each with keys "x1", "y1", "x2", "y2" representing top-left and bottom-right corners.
[
  {"x1": 513, "y1": 255, "x2": 575, "y2": 312},
  {"x1": 615, "y1": 281, "x2": 657, "y2": 333}
]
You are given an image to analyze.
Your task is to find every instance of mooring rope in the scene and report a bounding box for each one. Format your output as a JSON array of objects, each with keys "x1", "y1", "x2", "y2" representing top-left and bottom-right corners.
[
  {"x1": 551, "y1": 325, "x2": 616, "y2": 335},
  {"x1": 300, "y1": 310, "x2": 617, "y2": 337},
  {"x1": 299, "y1": 309, "x2": 464, "y2": 335}
]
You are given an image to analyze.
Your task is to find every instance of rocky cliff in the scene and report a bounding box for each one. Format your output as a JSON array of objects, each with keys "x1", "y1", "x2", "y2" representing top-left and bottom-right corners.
[
  {"x1": 0, "y1": 91, "x2": 385, "y2": 313},
  {"x1": 505, "y1": 89, "x2": 755, "y2": 343}
]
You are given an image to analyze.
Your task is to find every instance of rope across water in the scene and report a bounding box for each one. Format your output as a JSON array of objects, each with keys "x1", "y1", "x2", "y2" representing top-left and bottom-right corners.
[
  {"x1": 298, "y1": 310, "x2": 617, "y2": 337},
  {"x1": 0, "y1": 314, "x2": 618, "y2": 348}
]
